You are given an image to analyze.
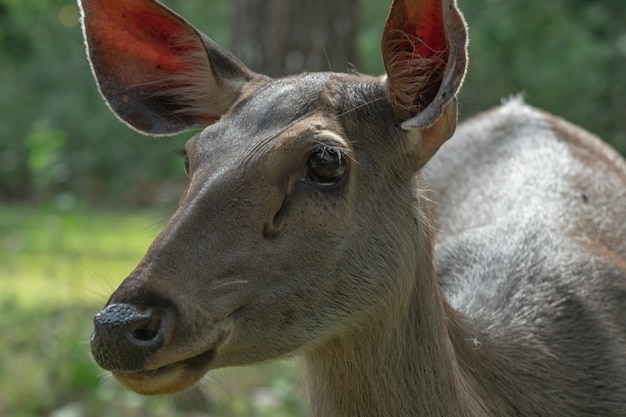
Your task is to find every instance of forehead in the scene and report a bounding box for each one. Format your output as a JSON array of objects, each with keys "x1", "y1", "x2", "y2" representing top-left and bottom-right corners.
[
  {"x1": 220, "y1": 72, "x2": 342, "y2": 147},
  {"x1": 188, "y1": 72, "x2": 388, "y2": 167},
  {"x1": 234, "y1": 72, "x2": 335, "y2": 131},
  {"x1": 189, "y1": 73, "x2": 331, "y2": 155}
]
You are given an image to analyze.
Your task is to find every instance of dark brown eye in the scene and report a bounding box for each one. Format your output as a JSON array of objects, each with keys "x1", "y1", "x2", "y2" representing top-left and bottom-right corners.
[{"x1": 305, "y1": 146, "x2": 346, "y2": 186}]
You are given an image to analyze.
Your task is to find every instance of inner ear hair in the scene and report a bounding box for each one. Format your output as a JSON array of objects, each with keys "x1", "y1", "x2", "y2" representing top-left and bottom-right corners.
[{"x1": 383, "y1": 30, "x2": 447, "y2": 119}]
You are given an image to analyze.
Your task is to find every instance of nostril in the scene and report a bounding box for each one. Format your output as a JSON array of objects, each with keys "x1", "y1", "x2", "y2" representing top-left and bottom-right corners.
[{"x1": 128, "y1": 310, "x2": 162, "y2": 344}]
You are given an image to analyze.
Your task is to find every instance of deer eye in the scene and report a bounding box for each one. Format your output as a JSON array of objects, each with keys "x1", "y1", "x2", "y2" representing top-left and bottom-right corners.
[{"x1": 305, "y1": 146, "x2": 346, "y2": 186}]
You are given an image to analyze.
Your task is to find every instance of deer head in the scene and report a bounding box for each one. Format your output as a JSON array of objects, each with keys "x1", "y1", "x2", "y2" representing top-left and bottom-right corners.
[{"x1": 80, "y1": 0, "x2": 467, "y2": 395}]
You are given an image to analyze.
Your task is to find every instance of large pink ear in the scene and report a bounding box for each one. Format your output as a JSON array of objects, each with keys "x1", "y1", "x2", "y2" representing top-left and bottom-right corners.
[
  {"x1": 382, "y1": 0, "x2": 467, "y2": 152},
  {"x1": 79, "y1": 0, "x2": 265, "y2": 135}
]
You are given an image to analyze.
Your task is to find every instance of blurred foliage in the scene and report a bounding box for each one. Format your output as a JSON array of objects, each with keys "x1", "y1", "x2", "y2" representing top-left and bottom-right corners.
[
  {"x1": 1, "y1": 0, "x2": 625, "y2": 204},
  {"x1": 458, "y1": 0, "x2": 626, "y2": 155}
]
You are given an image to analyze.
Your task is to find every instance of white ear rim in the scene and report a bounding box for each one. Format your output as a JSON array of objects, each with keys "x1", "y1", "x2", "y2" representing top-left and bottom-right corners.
[{"x1": 382, "y1": 0, "x2": 468, "y2": 132}]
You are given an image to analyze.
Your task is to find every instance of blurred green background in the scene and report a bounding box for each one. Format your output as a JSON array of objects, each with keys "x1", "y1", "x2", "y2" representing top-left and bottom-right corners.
[{"x1": 1, "y1": 0, "x2": 625, "y2": 416}]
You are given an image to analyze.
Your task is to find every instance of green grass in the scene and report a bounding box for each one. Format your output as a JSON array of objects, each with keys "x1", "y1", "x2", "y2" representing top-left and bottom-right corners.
[{"x1": 0, "y1": 204, "x2": 305, "y2": 417}]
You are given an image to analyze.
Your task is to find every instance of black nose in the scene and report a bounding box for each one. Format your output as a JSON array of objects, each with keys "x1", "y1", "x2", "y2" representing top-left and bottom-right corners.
[{"x1": 91, "y1": 303, "x2": 167, "y2": 371}]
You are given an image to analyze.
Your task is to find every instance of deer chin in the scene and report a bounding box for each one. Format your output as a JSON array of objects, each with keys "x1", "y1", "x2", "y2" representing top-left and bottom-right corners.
[{"x1": 112, "y1": 349, "x2": 216, "y2": 395}]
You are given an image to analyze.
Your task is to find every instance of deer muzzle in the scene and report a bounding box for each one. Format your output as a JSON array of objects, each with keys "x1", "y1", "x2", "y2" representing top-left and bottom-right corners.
[{"x1": 91, "y1": 303, "x2": 169, "y2": 371}]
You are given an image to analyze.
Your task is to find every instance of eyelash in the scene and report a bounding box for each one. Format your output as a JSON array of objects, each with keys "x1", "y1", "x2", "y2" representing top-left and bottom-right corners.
[{"x1": 175, "y1": 148, "x2": 190, "y2": 177}]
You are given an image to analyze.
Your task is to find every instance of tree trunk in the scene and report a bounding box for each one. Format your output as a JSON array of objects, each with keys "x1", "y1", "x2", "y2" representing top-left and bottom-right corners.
[{"x1": 231, "y1": 0, "x2": 358, "y2": 77}]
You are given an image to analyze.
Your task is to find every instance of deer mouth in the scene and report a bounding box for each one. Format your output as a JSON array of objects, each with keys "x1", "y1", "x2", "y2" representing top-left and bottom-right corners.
[
  {"x1": 112, "y1": 348, "x2": 218, "y2": 395},
  {"x1": 109, "y1": 317, "x2": 234, "y2": 395}
]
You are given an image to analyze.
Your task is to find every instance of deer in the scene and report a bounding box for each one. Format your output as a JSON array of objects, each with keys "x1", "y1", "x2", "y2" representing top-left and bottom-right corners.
[{"x1": 79, "y1": 0, "x2": 626, "y2": 415}]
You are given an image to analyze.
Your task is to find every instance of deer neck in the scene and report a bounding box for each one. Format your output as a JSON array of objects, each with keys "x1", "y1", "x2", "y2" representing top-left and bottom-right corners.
[{"x1": 303, "y1": 240, "x2": 482, "y2": 415}]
